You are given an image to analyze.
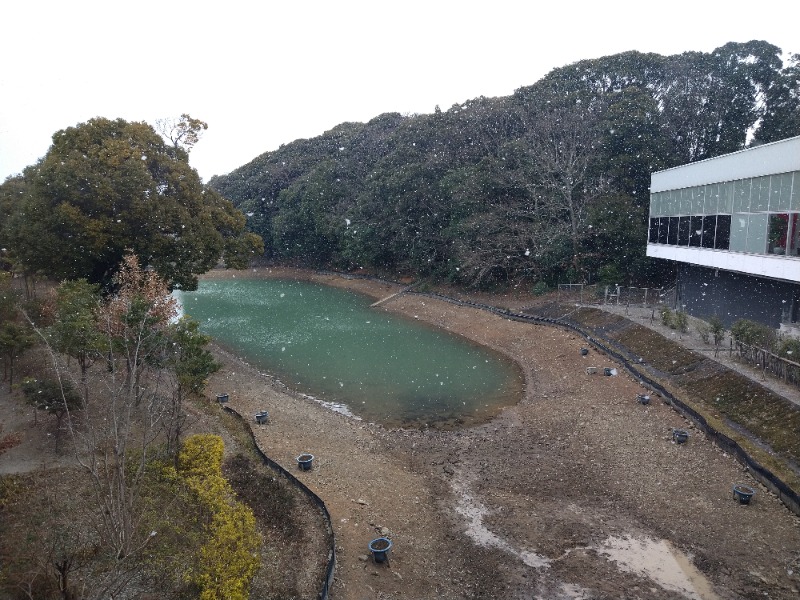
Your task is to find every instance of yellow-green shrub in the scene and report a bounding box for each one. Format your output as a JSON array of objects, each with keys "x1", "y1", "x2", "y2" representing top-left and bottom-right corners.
[
  {"x1": 179, "y1": 434, "x2": 224, "y2": 479},
  {"x1": 178, "y1": 434, "x2": 260, "y2": 600}
]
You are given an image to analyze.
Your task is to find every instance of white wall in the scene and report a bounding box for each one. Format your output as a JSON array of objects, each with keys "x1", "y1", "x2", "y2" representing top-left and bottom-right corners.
[{"x1": 646, "y1": 244, "x2": 800, "y2": 283}]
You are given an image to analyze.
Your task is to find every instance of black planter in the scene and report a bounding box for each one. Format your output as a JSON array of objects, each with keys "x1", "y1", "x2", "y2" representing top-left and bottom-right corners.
[
  {"x1": 368, "y1": 537, "x2": 393, "y2": 563},
  {"x1": 672, "y1": 428, "x2": 689, "y2": 444},
  {"x1": 733, "y1": 484, "x2": 755, "y2": 505},
  {"x1": 296, "y1": 453, "x2": 314, "y2": 471},
  {"x1": 637, "y1": 394, "x2": 651, "y2": 405},
  {"x1": 255, "y1": 411, "x2": 269, "y2": 424},
  {"x1": 216, "y1": 393, "x2": 229, "y2": 403},
  {"x1": 580, "y1": 348, "x2": 589, "y2": 356}
]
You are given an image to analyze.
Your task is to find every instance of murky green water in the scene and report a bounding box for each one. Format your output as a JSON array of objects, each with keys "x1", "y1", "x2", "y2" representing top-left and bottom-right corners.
[{"x1": 177, "y1": 278, "x2": 523, "y2": 428}]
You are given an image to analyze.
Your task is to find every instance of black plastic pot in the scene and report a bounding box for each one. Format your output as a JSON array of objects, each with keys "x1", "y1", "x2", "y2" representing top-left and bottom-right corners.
[
  {"x1": 255, "y1": 411, "x2": 269, "y2": 424},
  {"x1": 216, "y1": 393, "x2": 229, "y2": 403},
  {"x1": 637, "y1": 394, "x2": 651, "y2": 405},
  {"x1": 733, "y1": 484, "x2": 755, "y2": 505},
  {"x1": 296, "y1": 453, "x2": 314, "y2": 471},
  {"x1": 673, "y1": 428, "x2": 689, "y2": 444},
  {"x1": 580, "y1": 348, "x2": 589, "y2": 356},
  {"x1": 368, "y1": 537, "x2": 393, "y2": 563}
]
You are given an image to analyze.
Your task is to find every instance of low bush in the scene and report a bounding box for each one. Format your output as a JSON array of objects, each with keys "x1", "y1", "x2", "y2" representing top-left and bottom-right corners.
[
  {"x1": 730, "y1": 319, "x2": 777, "y2": 350},
  {"x1": 532, "y1": 281, "x2": 549, "y2": 296},
  {"x1": 777, "y1": 337, "x2": 800, "y2": 362},
  {"x1": 708, "y1": 315, "x2": 726, "y2": 346},
  {"x1": 177, "y1": 434, "x2": 260, "y2": 600},
  {"x1": 674, "y1": 311, "x2": 688, "y2": 333}
]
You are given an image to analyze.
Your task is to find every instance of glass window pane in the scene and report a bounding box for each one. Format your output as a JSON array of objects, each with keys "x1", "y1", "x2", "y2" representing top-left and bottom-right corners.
[
  {"x1": 769, "y1": 175, "x2": 784, "y2": 211},
  {"x1": 777, "y1": 174, "x2": 792, "y2": 211},
  {"x1": 718, "y1": 182, "x2": 733, "y2": 213},
  {"x1": 789, "y1": 213, "x2": 799, "y2": 255},
  {"x1": 681, "y1": 188, "x2": 692, "y2": 215},
  {"x1": 678, "y1": 216, "x2": 691, "y2": 245},
  {"x1": 751, "y1": 176, "x2": 770, "y2": 211},
  {"x1": 705, "y1": 183, "x2": 718, "y2": 215},
  {"x1": 649, "y1": 217, "x2": 659, "y2": 242},
  {"x1": 701, "y1": 216, "x2": 716, "y2": 248},
  {"x1": 658, "y1": 217, "x2": 669, "y2": 244},
  {"x1": 667, "y1": 217, "x2": 679, "y2": 244},
  {"x1": 689, "y1": 216, "x2": 703, "y2": 247},
  {"x1": 730, "y1": 214, "x2": 749, "y2": 252},
  {"x1": 734, "y1": 179, "x2": 751, "y2": 213},
  {"x1": 666, "y1": 190, "x2": 678, "y2": 216},
  {"x1": 745, "y1": 213, "x2": 768, "y2": 253},
  {"x1": 715, "y1": 215, "x2": 731, "y2": 250},
  {"x1": 791, "y1": 172, "x2": 800, "y2": 211},
  {"x1": 693, "y1": 185, "x2": 706, "y2": 214},
  {"x1": 768, "y1": 213, "x2": 790, "y2": 254},
  {"x1": 655, "y1": 192, "x2": 667, "y2": 216},
  {"x1": 659, "y1": 191, "x2": 669, "y2": 216},
  {"x1": 649, "y1": 193, "x2": 658, "y2": 217}
]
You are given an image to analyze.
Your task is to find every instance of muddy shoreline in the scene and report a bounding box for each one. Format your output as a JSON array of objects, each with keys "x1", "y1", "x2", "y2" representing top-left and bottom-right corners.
[{"x1": 204, "y1": 267, "x2": 800, "y2": 599}]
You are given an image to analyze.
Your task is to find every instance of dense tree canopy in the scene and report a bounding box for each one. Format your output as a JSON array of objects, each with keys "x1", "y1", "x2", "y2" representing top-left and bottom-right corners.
[
  {"x1": 210, "y1": 41, "x2": 798, "y2": 288},
  {"x1": 1, "y1": 117, "x2": 263, "y2": 290}
]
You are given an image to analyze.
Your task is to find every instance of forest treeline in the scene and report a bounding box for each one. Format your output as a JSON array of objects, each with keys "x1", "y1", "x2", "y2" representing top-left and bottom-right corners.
[{"x1": 210, "y1": 41, "x2": 800, "y2": 289}]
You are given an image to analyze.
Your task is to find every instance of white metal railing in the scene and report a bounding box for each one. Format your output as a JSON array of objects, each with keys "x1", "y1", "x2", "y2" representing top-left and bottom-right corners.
[{"x1": 558, "y1": 284, "x2": 670, "y2": 308}]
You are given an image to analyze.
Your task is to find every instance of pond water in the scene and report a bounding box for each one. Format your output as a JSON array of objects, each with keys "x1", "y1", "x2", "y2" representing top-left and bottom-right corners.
[{"x1": 177, "y1": 278, "x2": 523, "y2": 428}]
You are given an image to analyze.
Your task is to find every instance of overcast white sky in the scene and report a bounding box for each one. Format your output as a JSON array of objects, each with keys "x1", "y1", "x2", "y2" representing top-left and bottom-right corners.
[{"x1": 1, "y1": 0, "x2": 797, "y2": 183}]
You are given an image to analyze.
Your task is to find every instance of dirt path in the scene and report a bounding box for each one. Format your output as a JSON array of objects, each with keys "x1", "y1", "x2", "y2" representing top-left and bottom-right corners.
[{"x1": 202, "y1": 268, "x2": 800, "y2": 600}]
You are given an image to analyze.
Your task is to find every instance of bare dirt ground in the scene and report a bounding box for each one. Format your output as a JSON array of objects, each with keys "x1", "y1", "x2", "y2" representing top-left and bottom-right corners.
[
  {"x1": 200, "y1": 268, "x2": 800, "y2": 600},
  {"x1": 3, "y1": 267, "x2": 800, "y2": 599}
]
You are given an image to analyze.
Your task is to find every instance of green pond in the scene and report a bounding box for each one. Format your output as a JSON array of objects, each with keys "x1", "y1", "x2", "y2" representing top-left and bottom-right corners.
[{"x1": 177, "y1": 278, "x2": 523, "y2": 428}]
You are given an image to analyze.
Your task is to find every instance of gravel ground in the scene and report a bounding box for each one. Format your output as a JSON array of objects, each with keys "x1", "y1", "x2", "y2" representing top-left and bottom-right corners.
[{"x1": 202, "y1": 268, "x2": 800, "y2": 600}]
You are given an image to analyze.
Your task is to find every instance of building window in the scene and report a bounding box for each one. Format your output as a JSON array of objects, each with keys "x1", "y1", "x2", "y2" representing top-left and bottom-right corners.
[
  {"x1": 715, "y1": 215, "x2": 731, "y2": 250},
  {"x1": 678, "y1": 216, "x2": 691, "y2": 246},
  {"x1": 649, "y1": 218, "x2": 659, "y2": 243},
  {"x1": 745, "y1": 213, "x2": 769, "y2": 254},
  {"x1": 689, "y1": 216, "x2": 703, "y2": 247},
  {"x1": 701, "y1": 216, "x2": 716, "y2": 248},
  {"x1": 667, "y1": 216, "x2": 679, "y2": 245},
  {"x1": 658, "y1": 217, "x2": 669, "y2": 244},
  {"x1": 769, "y1": 213, "x2": 790, "y2": 254}
]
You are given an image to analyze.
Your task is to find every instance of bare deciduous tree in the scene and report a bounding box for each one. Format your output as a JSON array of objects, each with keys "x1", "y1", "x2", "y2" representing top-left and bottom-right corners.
[{"x1": 523, "y1": 97, "x2": 607, "y2": 279}]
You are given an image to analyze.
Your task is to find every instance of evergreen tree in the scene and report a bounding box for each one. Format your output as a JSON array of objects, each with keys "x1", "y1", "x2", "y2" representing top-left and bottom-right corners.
[{"x1": 2, "y1": 117, "x2": 262, "y2": 290}]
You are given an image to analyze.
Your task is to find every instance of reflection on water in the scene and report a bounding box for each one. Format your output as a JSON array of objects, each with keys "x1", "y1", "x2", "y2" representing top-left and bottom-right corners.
[{"x1": 178, "y1": 278, "x2": 523, "y2": 428}]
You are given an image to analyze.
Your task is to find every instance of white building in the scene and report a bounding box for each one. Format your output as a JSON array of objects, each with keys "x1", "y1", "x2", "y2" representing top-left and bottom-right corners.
[{"x1": 647, "y1": 135, "x2": 800, "y2": 333}]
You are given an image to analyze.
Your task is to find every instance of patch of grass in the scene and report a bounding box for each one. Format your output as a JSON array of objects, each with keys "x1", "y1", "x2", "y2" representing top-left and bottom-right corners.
[
  {"x1": 572, "y1": 307, "x2": 625, "y2": 329},
  {"x1": 223, "y1": 451, "x2": 329, "y2": 600},
  {"x1": 224, "y1": 453, "x2": 296, "y2": 535},
  {"x1": 614, "y1": 325, "x2": 702, "y2": 375},
  {"x1": 688, "y1": 372, "x2": 800, "y2": 466},
  {"x1": 571, "y1": 307, "x2": 701, "y2": 374}
]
